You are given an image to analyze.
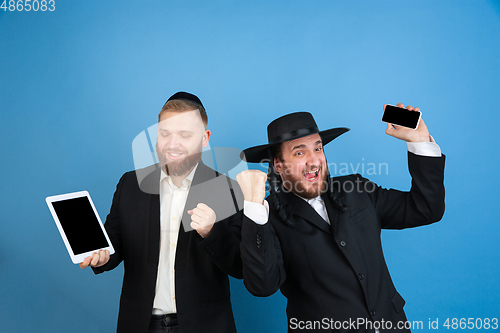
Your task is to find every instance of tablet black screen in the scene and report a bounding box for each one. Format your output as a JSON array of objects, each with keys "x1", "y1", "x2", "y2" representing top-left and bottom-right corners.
[{"x1": 52, "y1": 196, "x2": 109, "y2": 255}]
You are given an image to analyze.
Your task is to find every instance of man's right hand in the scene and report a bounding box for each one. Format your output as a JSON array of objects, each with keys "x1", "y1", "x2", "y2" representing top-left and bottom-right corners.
[
  {"x1": 236, "y1": 170, "x2": 267, "y2": 204},
  {"x1": 79, "y1": 249, "x2": 110, "y2": 269}
]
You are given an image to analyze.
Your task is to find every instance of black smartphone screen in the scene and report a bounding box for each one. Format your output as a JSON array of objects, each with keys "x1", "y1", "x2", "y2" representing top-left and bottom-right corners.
[{"x1": 382, "y1": 105, "x2": 421, "y2": 129}]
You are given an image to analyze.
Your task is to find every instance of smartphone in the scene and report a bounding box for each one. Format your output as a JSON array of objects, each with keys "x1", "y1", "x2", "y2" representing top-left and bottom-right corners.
[{"x1": 382, "y1": 104, "x2": 421, "y2": 129}]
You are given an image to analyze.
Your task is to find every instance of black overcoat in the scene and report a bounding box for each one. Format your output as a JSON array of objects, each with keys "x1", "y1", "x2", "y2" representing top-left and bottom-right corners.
[{"x1": 241, "y1": 152, "x2": 446, "y2": 332}]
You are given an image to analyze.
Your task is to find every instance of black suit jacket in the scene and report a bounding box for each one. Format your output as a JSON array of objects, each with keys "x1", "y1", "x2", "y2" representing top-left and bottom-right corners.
[
  {"x1": 241, "y1": 152, "x2": 446, "y2": 332},
  {"x1": 94, "y1": 162, "x2": 244, "y2": 333}
]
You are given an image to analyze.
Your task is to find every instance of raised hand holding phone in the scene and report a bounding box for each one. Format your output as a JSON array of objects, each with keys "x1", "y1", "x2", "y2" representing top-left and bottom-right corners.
[{"x1": 383, "y1": 103, "x2": 431, "y2": 143}]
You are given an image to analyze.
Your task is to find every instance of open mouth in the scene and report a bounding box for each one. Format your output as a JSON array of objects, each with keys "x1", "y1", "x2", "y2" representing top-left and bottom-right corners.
[
  {"x1": 166, "y1": 151, "x2": 184, "y2": 160},
  {"x1": 303, "y1": 169, "x2": 320, "y2": 182}
]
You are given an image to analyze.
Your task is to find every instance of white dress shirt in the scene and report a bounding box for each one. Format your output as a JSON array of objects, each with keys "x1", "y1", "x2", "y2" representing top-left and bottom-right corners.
[
  {"x1": 152, "y1": 164, "x2": 198, "y2": 315},
  {"x1": 306, "y1": 196, "x2": 330, "y2": 224}
]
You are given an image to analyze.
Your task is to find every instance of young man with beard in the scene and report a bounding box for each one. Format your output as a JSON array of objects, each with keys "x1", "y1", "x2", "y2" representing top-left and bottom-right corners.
[
  {"x1": 80, "y1": 92, "x2": 244, "y2": 333},
  {"x1": 236, "y1": 106, "x2": 445, "y2": 332}
]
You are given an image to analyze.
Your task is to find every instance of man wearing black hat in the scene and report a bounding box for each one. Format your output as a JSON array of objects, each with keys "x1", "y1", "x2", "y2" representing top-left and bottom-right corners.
[
  {"x1": 236, "y1": 104, "x2": 445, "y2": 332},
  {"x1": 79, "y1": 92, "x2": 244, "y2": 333}
]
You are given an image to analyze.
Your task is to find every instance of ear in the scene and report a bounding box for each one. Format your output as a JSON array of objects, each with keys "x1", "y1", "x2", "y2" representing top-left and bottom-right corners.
[
  {"x1": 202, "y1": 129, "x2": 211, "y2": 148},
  {"x1": 273, "y1": 157, "x2": 283, "y2": 174}
]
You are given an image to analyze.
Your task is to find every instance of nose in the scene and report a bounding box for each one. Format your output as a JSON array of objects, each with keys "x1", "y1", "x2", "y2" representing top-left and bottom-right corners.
[
  {"x1": 306, "y1": 151, "x2": 321, "y2": 167},
  {"x1": 165, "y1": 135, "x2": 181, "y2": 149}
]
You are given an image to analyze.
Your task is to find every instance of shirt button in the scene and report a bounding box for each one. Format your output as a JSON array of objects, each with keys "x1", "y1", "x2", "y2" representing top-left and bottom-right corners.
[
  {"x1": 173, "y1": 217, "x2": 176, "y2": 221},
  {"x1": 358, "y1": 273, "x2": 365, "y2": 280},
  {"x1": 370, "y1": 310, "x2": 376, "y2": 316},
  {"x1": 340, "y1": 241, "x2": 346, "y2": 247}
]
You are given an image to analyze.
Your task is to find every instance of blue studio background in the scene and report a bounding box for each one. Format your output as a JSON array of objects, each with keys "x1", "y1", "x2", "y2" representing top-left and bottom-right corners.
[{"x1": 1, "y1": 1, "x2": 499, "y2": 332}]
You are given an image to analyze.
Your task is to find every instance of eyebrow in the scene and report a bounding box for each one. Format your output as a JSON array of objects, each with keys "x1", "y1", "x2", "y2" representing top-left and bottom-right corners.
[
  {"x1": 159, "y1": 129, "x2": 194, "y2": 135},
  {"x1": 290, "y1": 140, "x2": 322, "y2": 151},
  {"x1": 290, "y1": 144, "x2": 306, "y2": 151}
]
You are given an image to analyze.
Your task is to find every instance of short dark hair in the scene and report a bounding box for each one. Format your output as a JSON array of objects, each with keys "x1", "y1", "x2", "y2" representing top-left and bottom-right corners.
[{"x1": 158, "y1": 99, "x2": 208, "y2": 127}]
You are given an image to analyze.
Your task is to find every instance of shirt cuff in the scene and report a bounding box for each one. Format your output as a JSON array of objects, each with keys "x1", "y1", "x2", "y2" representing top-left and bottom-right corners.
[
  {"x1": 406, "y1": 136, "x2": 442, "y2": 157},
  {"x1": 243, "y1": 200, "x2": 269, "y2": 225}
]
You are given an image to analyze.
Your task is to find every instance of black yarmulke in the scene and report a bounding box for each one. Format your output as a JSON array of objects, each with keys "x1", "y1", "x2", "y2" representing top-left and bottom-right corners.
[{"x1": 166, "y1": 91, "x2": 204, "y2": 108}]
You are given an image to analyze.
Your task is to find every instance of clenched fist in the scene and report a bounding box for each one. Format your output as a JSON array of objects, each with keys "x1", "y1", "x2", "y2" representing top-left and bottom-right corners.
[
  {"x1": 236, "y1": 170, "x2": 267, "y2": 204},
  {"x1": 188, "y1": 203, "x2": 216, "y2": 238}
]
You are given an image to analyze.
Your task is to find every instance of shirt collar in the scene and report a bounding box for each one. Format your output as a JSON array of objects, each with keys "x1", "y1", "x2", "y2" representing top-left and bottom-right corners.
[
  {"x1": 291, "y1": 191, "x2": 323, "y2": 204},
  {"x1": 305, "y1": 195, "x2": 323, "y2": 205},
  {"x1": 160, "y1": 163, "x2": 199, "y2": 190},
  {"x1": 290, "y1": 192, "x2": 324, "y2": 207}
]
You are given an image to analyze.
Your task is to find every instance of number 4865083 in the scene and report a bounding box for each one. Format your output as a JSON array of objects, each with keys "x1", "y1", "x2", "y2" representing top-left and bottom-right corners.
[{"x1": 1, "y1": 0, "x2": 56, "y2": 11}]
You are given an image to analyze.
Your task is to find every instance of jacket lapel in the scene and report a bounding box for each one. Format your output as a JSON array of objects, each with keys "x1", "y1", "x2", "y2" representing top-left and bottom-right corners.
[
  {"x1": 180, "y1": 163, "x2": 217, "y2": 229},
  {"x1": 323, "y1": 192, "x2": 368, "y2": 273},
  {"x1": 279, "y1": 190, "x2": 331, "y2": 234},
  {"x1": 177, "y1": 163, "x2": 217, "y2": 272},
  {"x1": 138, "y1": 165, "x2": 161, "y2": 267},
  {"x1": 147, "y1": 192, "x2": 161, "y2": 267}
]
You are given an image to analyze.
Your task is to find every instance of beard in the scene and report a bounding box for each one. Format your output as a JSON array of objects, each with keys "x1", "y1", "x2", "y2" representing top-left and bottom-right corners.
[
  {"x1": 280, "y1": 165, "x2": 329, "y2": 199},
  {"x1": 157, "y1": 146, "x2": 202, "y2": 177}
]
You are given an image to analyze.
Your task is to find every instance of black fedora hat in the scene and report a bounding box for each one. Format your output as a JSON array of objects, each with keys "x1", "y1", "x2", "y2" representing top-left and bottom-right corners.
[{"x1": 241, "y1": 112, "x2": 350, "y2": 163}]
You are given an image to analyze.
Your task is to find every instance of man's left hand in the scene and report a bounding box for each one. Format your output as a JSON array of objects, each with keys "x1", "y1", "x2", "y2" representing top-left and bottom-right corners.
[
  {"x1": 384, "y1": 103, "x2": 431, "y2": 142},
  {"x1": 188, "y1": 203, "x2": 217, "y2": 238}
]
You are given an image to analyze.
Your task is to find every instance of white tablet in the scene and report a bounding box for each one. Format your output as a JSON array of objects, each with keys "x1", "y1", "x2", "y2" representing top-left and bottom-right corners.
[{"x1": 46, "y1": 190, "x2": 115, "y2": 264}]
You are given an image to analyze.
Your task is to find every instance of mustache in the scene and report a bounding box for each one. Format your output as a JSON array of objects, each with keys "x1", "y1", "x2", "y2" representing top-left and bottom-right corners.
[
  {"x1": 304, "y1": 166, "x2": 321, "y2": 172},
  {"x1": 161, "y1": 148, "x2": 188, "y2": 155}
]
